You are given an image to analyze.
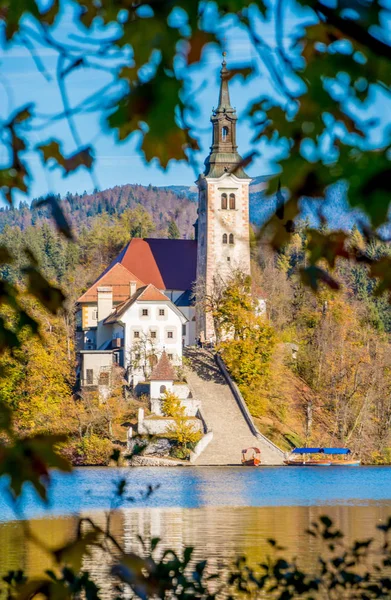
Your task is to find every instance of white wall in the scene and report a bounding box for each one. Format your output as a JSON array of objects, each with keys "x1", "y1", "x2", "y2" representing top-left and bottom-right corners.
[
  {"x1": 150, "y1": 397, "x2": 201, "y2": 417},
  {"x1": 120, "y1": 300, "x2": 185, "y2": 382},
  {"x1": 179, "y1": 306, "x2": 196, "y2": 345},
  {"x1": 150, "y1": 379, "x2": 174, "y2": 399},
  {"x1": 81, "y1": 351, "x2": 114, "y2": 386},
  {"x1": 138, "y1": 415, "x2": 203, "y2": 435}
]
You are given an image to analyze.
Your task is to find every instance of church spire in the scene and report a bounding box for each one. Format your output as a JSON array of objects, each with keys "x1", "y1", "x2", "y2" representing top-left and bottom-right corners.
[
  {"x1": 216, "y1": 52, "x2": 233, "y2": 112},
  {"x1": 203, "y1": 52, "x2": 249, "y2": 179}
]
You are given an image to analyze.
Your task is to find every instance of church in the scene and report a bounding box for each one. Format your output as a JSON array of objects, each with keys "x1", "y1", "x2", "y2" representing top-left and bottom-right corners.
[{"x1": 77, "y1": 54, "x2": 252, "y2": 390}]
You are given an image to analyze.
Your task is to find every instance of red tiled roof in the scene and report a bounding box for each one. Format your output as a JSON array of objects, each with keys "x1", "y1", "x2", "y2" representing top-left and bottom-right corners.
[
  {"x1": 119, "y1": 238, "x2": 165, "y2": 288},
  {"x1": 77, "y1": 263, "x2": 145, "y2": 303},
  {"x1": 113, "y1": 238, "x2": 197, "y2": 290},
  {"x1": 138, "y1": 286, "x2": 169, "y2": 302},
  {"x1": 149, "y1": 351, "x2": 176, "y2": 381}
]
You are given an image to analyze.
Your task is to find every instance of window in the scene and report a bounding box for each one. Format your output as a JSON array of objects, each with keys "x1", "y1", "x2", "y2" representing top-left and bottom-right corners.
[
  {"x1": 86, "y1": 369, "x2": 93, "y2": 385},
  {"x1": 229, "y1": 193, "x2": 236, "y2": 209},
  {"x1": 168, "y1": 354, "x2": 173, "y2": 360},
  {"x1": 150, "y1": 331, "x2": 157, "y2": 339},
  {"x1": 221, "y1": 193, "x2": 227, "y2": 210},
  {"x1": 222, "y1": 233, "x2": 228, "y2": 244},
  {"x1": 160, "y1": 385, "x2": 166, "y2": 393},
  {"x1": 134, "y1": 353, "x2": 140, "y2": 360},
  {"x1": 99, "y1": 372, "x2": 109, "y2": 386},
  {"x1": 229, "y1": 233, "x2": 234, "y2": 245},
  {"x1": 159, "y1": 308, "x2": 165, "y2": 316},
  {"x1": 167, "y1": 331, "x2": 173, "y2": 339},
  {"x1": 227, "y1": 257, "x2": 231, "y2": 262},
  {"x1": 182, "y1": 324, "x2": 186, "y2": 335},
  {"x1": 134, "y1": 331, "x2": 140, "y2": 339},
  {"x1": 92, "y1": 309, "x2": 98, "y2": 320},
  {"x1": 222, "y1": 126, "x2": 229, "y2": 141},
  {"x1": 142, "y1": 308, "x2": 148, "y2": 316}
]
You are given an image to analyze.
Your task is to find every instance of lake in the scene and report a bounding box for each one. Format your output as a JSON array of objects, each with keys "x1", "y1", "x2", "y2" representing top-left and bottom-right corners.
[{"x1": 1, "y1": 466, "x2": 391, "y2": 594}]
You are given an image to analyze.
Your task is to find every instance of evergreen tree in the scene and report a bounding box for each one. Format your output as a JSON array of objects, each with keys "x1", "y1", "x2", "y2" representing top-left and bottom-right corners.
[{"x1": 168, "y1": 220, "x2": 180, "y2": 239}]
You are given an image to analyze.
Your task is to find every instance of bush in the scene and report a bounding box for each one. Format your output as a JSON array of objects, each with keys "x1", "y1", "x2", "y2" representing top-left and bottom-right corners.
[
  {"x1": 161, "y1": 390, "x2": 183, "y2": 417},
  {"x1": 77, "y1": 434, "x2": 113, "y2": 466}
]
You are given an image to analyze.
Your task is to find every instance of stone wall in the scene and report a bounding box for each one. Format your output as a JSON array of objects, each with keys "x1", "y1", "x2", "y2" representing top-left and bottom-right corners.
[
  {"x1": 150, "y1": 397, "x2": 201, "y2": 417},
  {"x1": 137, "y1": 408, "x2": 203, "y2": 435}
]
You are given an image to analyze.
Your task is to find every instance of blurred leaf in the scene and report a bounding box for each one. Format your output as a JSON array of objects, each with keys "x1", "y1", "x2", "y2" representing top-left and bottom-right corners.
[
  {"x1": 0, "y1": 401, "x2": 12, "y2": 431},
  {"x1": 35, "y1": 195, "x2": 74, "y2": 240},
  {"x1": 226, "y1": 66, "x2": 253, "y2": 81},
  {"x1": 54, "y1": 531, "x2": 101, "y2": 571},
  {"x1": 23, "y1": 267, "x2": 65, "y2": 314},
  {"x1": 108, "y1": 66, "x2": 199, "y2": 167},
  {"x1": 0, "y1": 246, "x2": 13, "y2": 264},
  {"x1": 0, "y1": 433, "x2": 71, "y2": 501},
  {"x1": 37, "y1": 141, "x2": 94, "y2": 176},
  {"x1": 187, "y1": 30, "x2": 216, "y2": 64},
  {"x1": 300, "y1": 265, "x2": 340, "y2": 291},
  {"x1": 306, "y1": 230, "x2": 349, "y2": 268}
]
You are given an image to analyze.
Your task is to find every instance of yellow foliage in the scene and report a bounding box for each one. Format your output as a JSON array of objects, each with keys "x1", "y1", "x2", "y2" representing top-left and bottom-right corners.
[{"x1": 161, "y1": 390, "x2": 183, "y2": 418}]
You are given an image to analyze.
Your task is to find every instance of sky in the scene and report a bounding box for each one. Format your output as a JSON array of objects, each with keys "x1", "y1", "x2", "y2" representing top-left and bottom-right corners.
[
  {"x1": 0, "y1": 0, "x2": 318, "y2": 206},
  {"x1": 1, "y1": 0, "x2": 388, "y2": 209}
]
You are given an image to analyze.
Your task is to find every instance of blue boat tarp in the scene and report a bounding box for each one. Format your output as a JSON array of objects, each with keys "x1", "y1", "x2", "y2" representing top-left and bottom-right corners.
[{"x1": 292, "y1": 447, "x2": 351, "y2": 455}]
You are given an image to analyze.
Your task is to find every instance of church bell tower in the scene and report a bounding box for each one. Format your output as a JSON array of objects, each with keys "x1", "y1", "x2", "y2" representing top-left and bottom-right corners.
[{"x1": 196, "y1": 53, "x2": 252, "y2": 340}]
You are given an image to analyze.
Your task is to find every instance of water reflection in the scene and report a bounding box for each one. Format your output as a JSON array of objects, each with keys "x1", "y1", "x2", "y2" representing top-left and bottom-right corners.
[{"x1": 1, "y1": 503, "x2": 391, "y2": 595}]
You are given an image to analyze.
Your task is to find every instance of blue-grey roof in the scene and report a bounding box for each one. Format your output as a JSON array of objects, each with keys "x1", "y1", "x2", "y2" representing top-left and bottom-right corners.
[{"x1": 175, "y1": 289, "x2": 194, "y2": 307}]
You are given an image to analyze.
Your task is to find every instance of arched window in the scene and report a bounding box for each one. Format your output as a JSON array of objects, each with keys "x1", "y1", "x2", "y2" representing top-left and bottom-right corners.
[
  {"x1": 221, "y1": 193, "x2": 227, "y2": 210},
  {"x1": 222, "y1": 233, "x2": 228, "y2": 244},
  {"x1": 229, "y1": 233, "x2": 234, "y2": 245},
  {"x1": 229, "y1": 193, "x2": 236, "y2": 209},
  {"x1": 160, "y1": 385, "x2": 166, "y2": 394},
  {"x1": 222, "y1": 126, "x2": 229, "y2": 141}
]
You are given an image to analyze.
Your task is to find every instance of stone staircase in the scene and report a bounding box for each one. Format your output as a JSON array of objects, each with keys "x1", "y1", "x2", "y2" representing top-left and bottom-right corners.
[{"x1": 184, "y1": 348, "x2": 284, "y2": 466}]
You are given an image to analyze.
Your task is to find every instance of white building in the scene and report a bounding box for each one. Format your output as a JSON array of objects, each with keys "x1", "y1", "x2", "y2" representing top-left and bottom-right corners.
[{"x1": 79, "y1": 283, "x2": 187, "y2": 388}]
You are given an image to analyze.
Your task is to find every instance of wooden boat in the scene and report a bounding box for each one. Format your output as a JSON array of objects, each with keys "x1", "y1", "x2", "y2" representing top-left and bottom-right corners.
[
  {"x1": 285, "y1": 447, "x2": 359, "y2": 467},
  {"x1": 241, "y1": 447, "x2": 261, "y2": 466}
]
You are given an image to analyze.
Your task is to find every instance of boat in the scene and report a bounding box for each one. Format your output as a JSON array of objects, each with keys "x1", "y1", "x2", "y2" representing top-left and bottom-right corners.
[
  {"x1": 284, "y1": 447, "x2": 360, "y2": 466},
  {"x1": 241, "y1": 447, "x2": 261, "y2": 466}
]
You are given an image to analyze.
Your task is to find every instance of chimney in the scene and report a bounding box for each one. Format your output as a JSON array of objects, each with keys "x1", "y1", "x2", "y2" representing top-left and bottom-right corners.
[
  {"x1": 97, "y1": 287, "x2": 113, "y2": 320},
  {"x1": 130, "y1": 281, "x2": 137, "y2": 297},
  {"x1": 96, "y1": 287, "x2": 113, "y2": 349}
]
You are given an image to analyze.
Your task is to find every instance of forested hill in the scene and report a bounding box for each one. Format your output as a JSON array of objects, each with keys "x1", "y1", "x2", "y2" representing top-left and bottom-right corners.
[
  {"x1": 0, "y1": 178, "x2": 264, "y2": 238},
  {"x1": 0, "y1": 183, "x2": 199, "y2": 239},
  {"x1": 0, "y1": 175, "x2": 362, "y2": 239}
]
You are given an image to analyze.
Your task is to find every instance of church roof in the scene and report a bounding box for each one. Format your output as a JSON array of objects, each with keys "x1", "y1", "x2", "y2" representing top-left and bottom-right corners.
[
  {"x1": 112, "y1": 238, "x2": 197, "y2": 290},
  {"x1": 104, "y1": 283, "x2": 188, "y2": 324},
  {"x1": 78, "y1": 237, "x2": 197, "y2": 305},
  {"x1": 204, "y1": 54, "x2": 250, "y2": 180},
  {"x1": 77, "y1": 263, "x2": 145, "y2": 303},
  {"x1": 149, "y1": 351, "x2": 176, "y2": 381},
  {"x1": 104, "y1": 284, "x2": 169, "y2": 323},
  {"x1": 175, "y1": 289, "x2": 195, "y2": 307}
]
